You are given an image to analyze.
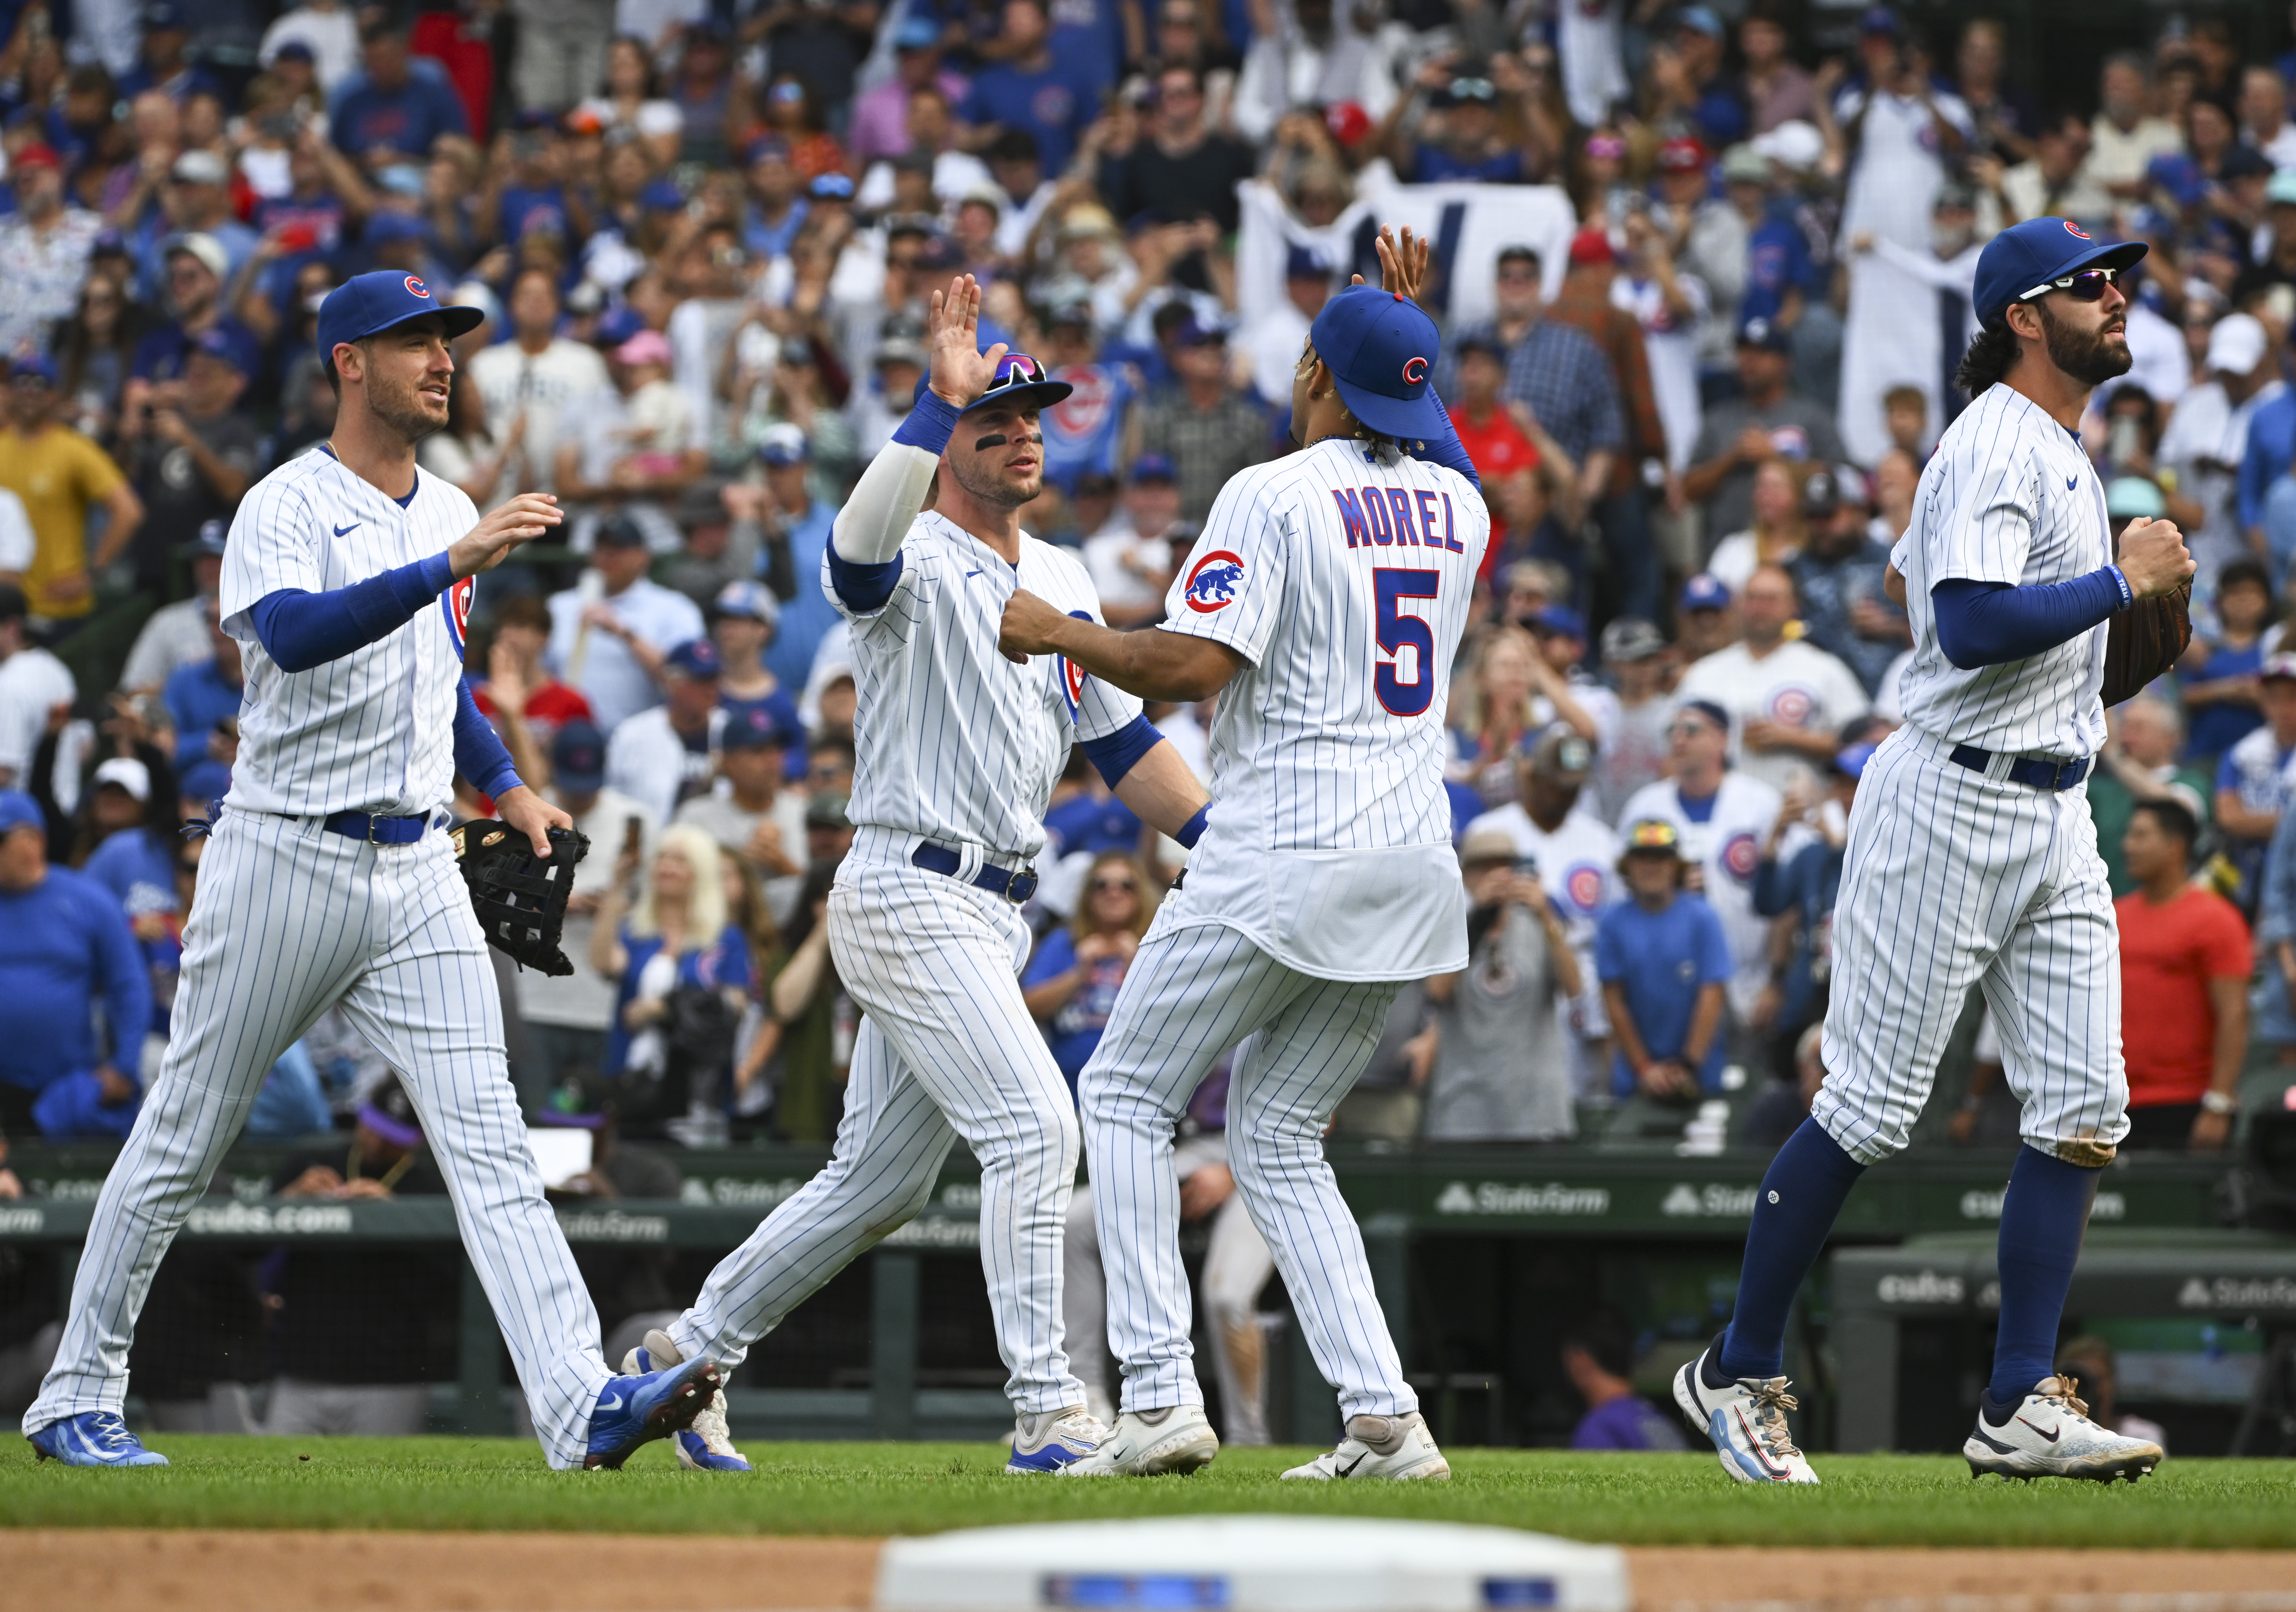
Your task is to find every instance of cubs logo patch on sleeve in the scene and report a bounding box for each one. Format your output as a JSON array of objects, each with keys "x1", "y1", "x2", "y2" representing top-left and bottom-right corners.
[{"x1": 1183, "y1": 551, "x2": 1247, "y2": 613}]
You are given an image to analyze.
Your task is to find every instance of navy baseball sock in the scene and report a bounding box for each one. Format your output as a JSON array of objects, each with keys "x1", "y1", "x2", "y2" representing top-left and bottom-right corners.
[
  {"x1": 1982, "y1": 1145, "x2": 2101, "y2": 1418},
  {"x1": 1717, "y1": 1118, "x2": 1867, "y2": 1381}
]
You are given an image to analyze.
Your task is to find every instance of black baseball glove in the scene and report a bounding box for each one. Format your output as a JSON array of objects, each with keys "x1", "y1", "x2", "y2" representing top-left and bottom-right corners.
[
  {"x1": 2099, "y1": 580, "x2": 2191, "y2": 710},
  {"x1": 451, "y1": 822, "x2": 589, "y2": 975}
]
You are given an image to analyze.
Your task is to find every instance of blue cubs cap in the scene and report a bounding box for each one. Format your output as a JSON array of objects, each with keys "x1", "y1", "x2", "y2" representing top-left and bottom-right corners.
[
  {"x1": 184, "y1": 517, "x2": 230, "y2": 558},
  {"x1": 552, "y1": 721, "x2": 605, "y2": 792},
  {"x1": 958, "y1": 351, "x2": 1071, "y2": 416},
  {"x1": 639, "y1": 179, "x2": 688, "y2": 212},
  {"x1": 895, "y1": 13, "x2": 941, "y2": 48},
  {"x1": 316, "y1": 270, "x2": 484, "y2": 368},
  {"x1": 1834, "y1": 741, "x2": 1878, "y2": 781},
  {"x1": 1129, "y1": 451, "x2": 1176, "y2": 484},
  {"x1": 1680, "y1": 572, "x2": 1730, "y2": 611},
  {"x1": 10, "y1": 352, "x2": 58, "y2": 387},
  {"x1": 757, "y1": 422, "x2": 810, "y2": 466},
  {"x1": 1284, "y1": 243, "x2": 1331, "y2": 281},
  {"x1": 1308, "y1": 285, "x2": 1445, "y2": 443},
  {"x1": 194, "y1": 324, "x2": 260, "y2": 376},
  {"x1": 723, "y1": 701, "x2": 796, "y2": 752},
  {"x1": 1737, "y1": 314, "x2": 1791, "y2": 352},
  {"x1": 1531, "y1": 603, "x2": 1586, "y2": 640},
  {"x1": 713, "y1": 577, "x2": 780, "y2": 628},
  {"x1": 808, "y1": 171, "x2": 856, "y2": 201},
  {"x1": 179, "y1": 759, "x2": 231, "y2": 803},
  {"x1": 363, "y1": 209, "x2": 428, "y2": 245},
  {"x1": 665, "y1": 638, "x2": 722, "y2": 679},
  {"x1": 0, "y1": 789, "x2": 42, "y2": 836},
  {"x1": 1678, "y1": 698, "x2": 1732, "y2": 735},
  {"x1": 593, "y1": 305, "x2": 647, "y2": 348},
  {"x1": 1972, "y1": 217, "x2": 2147, "y2": 327}
]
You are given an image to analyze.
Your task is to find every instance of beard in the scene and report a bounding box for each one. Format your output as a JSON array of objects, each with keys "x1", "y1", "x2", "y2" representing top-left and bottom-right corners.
[
  {"x1": 366, "y1": 363, "x2": 446, "y2": 443},
  {"x1": 947, "y1": 451, "x2": 1040, "y2": 510},
  {"x1": 2036, "y1": 298, "x2": 2133, "y2": 389}
]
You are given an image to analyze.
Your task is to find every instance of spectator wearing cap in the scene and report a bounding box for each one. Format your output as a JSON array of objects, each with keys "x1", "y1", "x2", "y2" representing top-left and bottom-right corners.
[
  {"x1": 466, "y1": 268, "x2": 610, "y2": 500},
  {"x1": 849, "y1": 333, "x2": 929, "y2": 465},
  {"x1": 77, "y1": 753, "x2": 189, "y2": 1039},
  {"x1": 1466, "y1": 727, "x2": 1623, "y2": 1095},
  {"x1": 0, "y1": 789, "x2": 150, "y2": 1139},
  {"x1": 0, "y1": 356, "x2": 144, "y2": 630},
  {"x1": 1755, "y1": 742, "x2": 1870, "y2": 1053},
  {"x1": 130, "y1": 233, "x2": 258, "y2": 387},
  {"x1": 677, "y1": 695, "x2": 809, "y2": 926},
  {"x1": 1661, "y1": 5, "x2": 1749, "y2": 148},
  {"x1": 1421, "y1": 827, "x2": 1580, "y2": 1142},
  {"x1": 726, "y1": 423, "x2": 840, "y2": 695},
  {"x1": 1681, "y1": 315, "x2": 1847, "y2": 544},
  {"x1": 554, "y1": 327, "x2": 705, "y2": 555},
  {"x1": 266, "y1": 1077, "x2": 456, "y2": 1434},
  {"x1": 127, "y1": 151, "x2": 259, "y2": 307},
  {"x1": 515, "y1": 719, "x2": 660, "y2": 1106},
  {"x1": 1674, "y1": 142, "x2": 1760, "y2": 382},
  {"x1": 2183, "y1": 558, "x2": 2274, "y2": 765},
  {"x1": 739, "y1": 136, "x2": 809, "y2": 262},
  {"x1": 1442, "y1": 247, "x2": 1622, "y2": 539},
  {"x1": 116, "y1": 326, "x2": 263, "y2": 600},
  {"x1": 2160, "y1": 313, "x2": 2281, "y2": 594},
  {"x1": 1790, "y1": 465, "x2": 1908, "y2": 697},
  {"x1": 2116, "y1": 798, "x2": 2250, "y2": 1152},
  {"x1": 1596, "y1": 817, "x2": 1733, "y2": 1104},
  {"x1": 605, "y1": 636, "x2": 725, "y2": 829},
  {"x1": 849, "y1": 14, "x2": 970, "y2": 165},
  {"x1": 329, "y1": 19, "x2": 471, "y2": 177},
  {"x1": 1240, "y1": 246, "x2": 1334, "y2": 415},
  {"x1": 956, "y1": 0, "x2": 1100, "y2": 177},
  {"x1": 544, "y1": 511, "x2": 706, "y2": 734},
  {"x1": 0, "y1": 142, "x2": 103, "y2": 361},
  {"x1": 1098, "y1": 65, "x2": 1257, "y2": 236},
  {"x1": 162, "y1": 598, "x2": 244, "y2": 773},
  {"x1": 709, "y1": 577, "x2": 804, "y2": 745},
  {"x1": 260, "y1": 0, "x2": 362, "y2": 91},
  {"x1": 1676, "y1": 571, "x2": 1738, "y2": 664},
  {"x1": 1676, "y1": 563, "x2": 1869, "y2": 794},
  {"x1": 1383, "y1": 71, "x2": 1529, "y2": 187},
  {"x1": 1035, "y1": 302, "x2": 1134, "y2": 496},
  {"x1": 0, "y1": 585, "x2": 74, "y2": 792},
  {"x1": 120, "y1": 521, "x2": 229, "y2": 693},
  {"x1": 2215, "y1": 652, "x2": 2296, "y2": 895},
  {"x1": 1621, "y1": 695, "x2": 1784, "y2": 1031},
  {"x1": 115, "y1": 2, "x2": 219, "y2": 104},
  {"x1": 1589, "y1": 616, "x2": 1674, "y2": 825},
  {"x1": 1083, "y1": 455, "x2": 1181, "y2": 629},
  {"x1": 1526, "y1": 605, "x2": 1619, "y2": 748},
  {"x1": 1136, "y1": 318, "x2": 1271, "y2": 525}
]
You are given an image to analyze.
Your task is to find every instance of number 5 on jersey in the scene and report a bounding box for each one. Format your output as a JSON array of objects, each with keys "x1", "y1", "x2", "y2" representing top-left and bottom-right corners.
[{"x1": 1375, "y1": 569, "x2": 1440, "y2": 716}]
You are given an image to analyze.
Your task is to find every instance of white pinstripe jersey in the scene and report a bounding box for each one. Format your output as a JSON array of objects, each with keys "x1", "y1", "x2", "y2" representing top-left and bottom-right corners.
[
  {"x1": 1889, "y1": 384, "x2": 2111, "y2": 758},
  {"x1": 217, "y1": 447, "x2": 479, "y2": 817},
  {"x1": 824, "y1": 510, "x2": 1141, "y2": 862},
  {"x1": 1160, "y1": 436, "x2": 1490, "y2": 981}
]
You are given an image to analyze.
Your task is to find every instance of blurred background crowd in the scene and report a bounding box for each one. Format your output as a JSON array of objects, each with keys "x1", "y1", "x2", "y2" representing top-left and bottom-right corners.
[{"x1": 6, "y1": 0, "x2": 2296, "y2": 1186}]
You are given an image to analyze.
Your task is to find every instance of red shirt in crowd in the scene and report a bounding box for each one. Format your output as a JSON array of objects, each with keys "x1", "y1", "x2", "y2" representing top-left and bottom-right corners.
[
  {"x1": 2114, "y1": 885, "x2": 2252, "y2": 1107},
  {"x1": 1449, "y1": 403, "x2": 1541, "y2": 486}
]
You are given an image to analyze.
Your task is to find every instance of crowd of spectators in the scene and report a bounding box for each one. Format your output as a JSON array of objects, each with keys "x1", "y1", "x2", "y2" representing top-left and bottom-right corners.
[{"x1": 3, "y1": 0, "x2": 2296, "y2": 1176}]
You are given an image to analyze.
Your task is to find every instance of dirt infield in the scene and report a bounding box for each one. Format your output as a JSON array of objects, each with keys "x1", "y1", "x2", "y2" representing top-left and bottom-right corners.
[{"x1": 12, "y1": 1531, "x2": 2296, "y2": 1612}]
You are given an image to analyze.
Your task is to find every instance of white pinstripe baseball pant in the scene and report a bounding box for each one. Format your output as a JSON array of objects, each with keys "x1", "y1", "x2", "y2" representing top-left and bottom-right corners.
[
  {"x1": 1081, "y1": 900, "x2": 1413, "y2": 1422},
  {"x1": 1816, "y1": 724, "x2": 2129, "y2": 1165},
  {"x1": 24, "y1": 809, "x2": 611, "y2": 1468},
  {"x1": 664, "y1": 847, "x2": 1086, "y2": 1414}
]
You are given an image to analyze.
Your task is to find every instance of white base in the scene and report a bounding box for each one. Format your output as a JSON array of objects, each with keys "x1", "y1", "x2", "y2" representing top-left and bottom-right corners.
[{"x1": 873, "y1": 1515, "x2": 1631, "y2": 1612}]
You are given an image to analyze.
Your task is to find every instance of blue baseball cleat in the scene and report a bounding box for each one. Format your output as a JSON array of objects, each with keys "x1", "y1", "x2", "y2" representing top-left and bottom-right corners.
[
  {"x1": 584, "y1": 1354, "x2": 723, "y2": 1470},
  {"x1": 623, "y1": 1331, "x2": 751, "y2": 1471},
  {"x1": 27, "y1": 1412, "x2": 169, "y2": 1467},
  {"x1": 1005, "y1": 1406, "x2": 1108, "y2": 1474}
]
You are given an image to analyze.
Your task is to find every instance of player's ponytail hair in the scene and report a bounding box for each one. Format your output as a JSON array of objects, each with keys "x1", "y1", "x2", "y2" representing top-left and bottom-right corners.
[{"x1": 1955, "y1": 316, "x2": 2021, "y2": 397}]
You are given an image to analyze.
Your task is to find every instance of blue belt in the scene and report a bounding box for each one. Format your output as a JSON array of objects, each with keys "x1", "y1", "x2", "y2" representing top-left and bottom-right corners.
[
  {"x1": 911, "y1": 841, "x2": 1039, "y2": 903},
  {"x1": 1948, "y1": 743, "x2": 2089, "y2": 792},
  {"x1": 323, "y1": 809, "x2": 437, "y2": 845}
]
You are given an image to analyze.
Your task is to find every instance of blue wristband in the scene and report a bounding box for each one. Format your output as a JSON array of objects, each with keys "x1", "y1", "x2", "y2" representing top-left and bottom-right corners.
[
  {"x1": 2106, "y1": 565, "x2": 2133, "y2": 611},
  {"x1": 1176, "y1": 805, "x2": 1209, "y2": 849},
  {"x1": 892, "y1": 388, "x2": 962, "y2": 455}
]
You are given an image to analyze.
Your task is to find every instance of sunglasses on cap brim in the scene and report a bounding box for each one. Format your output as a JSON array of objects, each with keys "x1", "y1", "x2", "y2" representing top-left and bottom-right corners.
[{"x1": 2018, "y1": 265, "x2": 2120, "y2": 304}]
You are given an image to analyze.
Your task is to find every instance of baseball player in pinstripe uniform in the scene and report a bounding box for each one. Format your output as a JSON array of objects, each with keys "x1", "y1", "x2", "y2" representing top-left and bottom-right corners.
[
  {"x1": 1674, "y1": 220, "x2": 2187, "y2": 1485},
  {"x1": 24, "y1": 272, "x2": 722, "y2": 1471},
  {"x1": 999, "y1": 229, "x2": 1487, "y2": 1480},
  {"x1": 616, "y1": 277, "x2": 1212, "y2": 1474}
]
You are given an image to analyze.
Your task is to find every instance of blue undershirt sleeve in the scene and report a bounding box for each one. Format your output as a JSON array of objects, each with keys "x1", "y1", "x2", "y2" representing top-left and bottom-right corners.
[
  {"x1": 1931, "y1": 570, "x2": 2128, "y2": 671},
  {"x1": 1404, "y1": 384, "x2": 1481, "y2": 490},
  {"x1": 453, "y1": 677, "x2": 523, "y2": 801},
  {"x1": 250, "y1": 551, "x2": 455, "y2": 673},
  {"x1": 1079, "y1": 713, "x2": 1162, "y2": 788}
]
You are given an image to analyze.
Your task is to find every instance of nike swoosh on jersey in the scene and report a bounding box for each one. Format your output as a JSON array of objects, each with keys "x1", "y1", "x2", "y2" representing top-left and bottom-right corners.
[
  {"x1": 598, "y1": 1392, "x2": 624, "y2": 1413},
  {"x1": 965, "y1": 569, "x2": 983, "y2": 578},
  {"x1": 334, "y1": 522, "x2": 361, "y2": 536}
]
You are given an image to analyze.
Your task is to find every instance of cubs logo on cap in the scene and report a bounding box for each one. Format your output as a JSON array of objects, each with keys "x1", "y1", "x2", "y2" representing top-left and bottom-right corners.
[
  {"x1": 405, "y1": 275, "x2": 432, "y2": 298},
  {"x1": 1183, "y1": 551, "x2": 1246, "y2": 613}
]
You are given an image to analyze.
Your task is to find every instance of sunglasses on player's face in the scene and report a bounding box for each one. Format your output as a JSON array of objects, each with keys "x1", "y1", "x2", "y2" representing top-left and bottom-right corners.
[{"x1": 2022, "y1": 265, "x2": 2119, "y2": 305}]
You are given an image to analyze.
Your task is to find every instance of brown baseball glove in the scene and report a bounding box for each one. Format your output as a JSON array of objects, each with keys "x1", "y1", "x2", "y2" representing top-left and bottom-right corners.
[{"x1": 2098, "y1": 580, "x2": 2191, "y2": 710}]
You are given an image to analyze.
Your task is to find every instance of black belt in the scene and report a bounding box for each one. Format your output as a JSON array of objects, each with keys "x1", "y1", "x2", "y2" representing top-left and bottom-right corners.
[
  {"x1": 911, "y1": 841, "x2": 1039, "y2": 903},
  {"x1": 323, "y1": 809, "x2": 437, "y2": 845},
  {"x1": 1948, "y1": 743, "x2": 2089, "y2": 792}
]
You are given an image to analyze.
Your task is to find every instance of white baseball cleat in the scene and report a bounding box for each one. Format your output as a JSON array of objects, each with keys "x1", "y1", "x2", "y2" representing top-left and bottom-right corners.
[
  {"x1": 1059, "y1": 1406, "x2": 1220, "y2": 1476},
  {"x1": 1964, "y1": 1375, "x2": 2162, "y2": 1483},
  {"x1": 1007, "y1": 1405, "x2": 1109, "y2": 1473},
  {"x1": 623, "y1": 1329, "x2": 751, "y2": 1472},
  {"x1": 1281, "y1": 1411, "x2": 1450, "y2": 1481},
  {"x1": 1673, "y1": 1338, "x2": 1820, "y2": 1484}
]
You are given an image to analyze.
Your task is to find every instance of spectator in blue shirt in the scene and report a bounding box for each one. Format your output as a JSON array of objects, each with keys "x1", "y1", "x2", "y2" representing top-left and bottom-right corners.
[
  {"x1": 162, "y1": 599, "x2": 244, "y2": 773},
  {"x1": 747, "y1": 426, "x2": 841, "y2": 695},
  {"x1": 1397, "y1": 75, "x2": 1530, "y2": 185},
  {"x1": 1023, "y1": 852, "x2": 1156, "y2": 1092},
  {"x1": 330, "y1": 20, "x2": 470, "y2": 177},
  {"x1": 959, "y1": 0, "x2": 1100, "y2": 179},
  {"x1": 591, "y1": 824, "x2": 754, "y2": 1111},
  {"x1": 2240, "y1": 381, "x2": 2296, "y2": 545},
  {"x1": 0, "y1": 791, "x2": 151, "y2": 1139},
  {"x1": 1596, "y1": 817, "x2": 1733, "y2": 1101}
]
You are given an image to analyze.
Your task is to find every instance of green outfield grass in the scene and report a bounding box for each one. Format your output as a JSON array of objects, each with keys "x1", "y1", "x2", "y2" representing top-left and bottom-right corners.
[{"x1": 4, "y1": 1438, "x2": 2296, "y2": 1548}]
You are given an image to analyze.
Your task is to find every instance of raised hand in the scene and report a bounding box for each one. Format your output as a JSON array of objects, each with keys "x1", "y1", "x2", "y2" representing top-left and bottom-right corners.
[
  {"x1": 1346, "y1": 225, "x2": 1433, "y2": 307},
  {"x1": 448, "y1": 493, "x2": 562, "y2": 579},
  {"x1": 926, "y1": 273, "x2": 1009, "y2": 409}
]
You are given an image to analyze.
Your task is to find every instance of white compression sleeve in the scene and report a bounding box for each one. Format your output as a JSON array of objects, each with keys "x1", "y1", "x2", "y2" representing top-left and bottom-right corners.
[{"x1": 830, "y1": 441, "x2": 940, "y2": 564}]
